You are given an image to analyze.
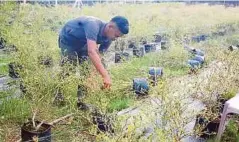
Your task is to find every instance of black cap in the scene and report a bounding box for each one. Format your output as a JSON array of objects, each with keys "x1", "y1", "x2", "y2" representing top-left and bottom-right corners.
[{"x1": 111, "y1": 16, "x2": 129, "y2": 34}]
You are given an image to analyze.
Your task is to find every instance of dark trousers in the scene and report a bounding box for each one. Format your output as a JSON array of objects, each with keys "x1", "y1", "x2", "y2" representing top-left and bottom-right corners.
[
  {"x1": 58, "y1": 37, "x2": 88, "y2": 65},
  {"x1": 58, "y1": 37, "x2": 90, "y2": 107}
]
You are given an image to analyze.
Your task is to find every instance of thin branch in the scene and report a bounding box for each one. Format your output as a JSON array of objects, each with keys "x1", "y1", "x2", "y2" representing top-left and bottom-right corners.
[
  {"x1": 35, "y1": 121, "x2": 45, "y2": 131},
  {"x1": 32, "y1": 110, "x2": 37, "y2": 128},
  {"x1": 49, "y1": 113, "x2": 74, "y2": 126}
]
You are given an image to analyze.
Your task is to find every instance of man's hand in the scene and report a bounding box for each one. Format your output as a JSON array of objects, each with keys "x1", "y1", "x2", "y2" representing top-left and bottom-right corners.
[
  {"x1": 103, "y1": 75, "x2": 111, "y2": 89},
  {"x1": 87, "y1": 39, "x2": 112, "y2": 89}
]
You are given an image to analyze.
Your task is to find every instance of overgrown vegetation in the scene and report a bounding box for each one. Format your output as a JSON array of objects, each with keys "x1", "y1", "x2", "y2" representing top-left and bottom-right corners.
[{"x1": 0, "y1": 2, "x2": 238, "y2": 142}]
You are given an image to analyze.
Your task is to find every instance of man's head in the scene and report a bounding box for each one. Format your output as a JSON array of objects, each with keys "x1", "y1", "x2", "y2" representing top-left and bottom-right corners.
[{"x1": 105, "y1": 16, "x2": 129, "y2": 40}]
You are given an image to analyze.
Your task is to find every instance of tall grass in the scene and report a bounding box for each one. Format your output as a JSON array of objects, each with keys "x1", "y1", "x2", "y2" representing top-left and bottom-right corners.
[{"x1": 0, "y1": 2, "x2": 238, "y2": 141}]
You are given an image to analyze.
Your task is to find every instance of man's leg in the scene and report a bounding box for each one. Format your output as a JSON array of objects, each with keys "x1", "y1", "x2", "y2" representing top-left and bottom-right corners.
[
  {"x1": 58, "y1": 36, "x2": 79, "y2": 66},
  {"x1": 60, "y1": 49, "x2": 79, "y2": 67},
  {"x1": 58, "y1": 37, "x2": 91, "y2": 110}
]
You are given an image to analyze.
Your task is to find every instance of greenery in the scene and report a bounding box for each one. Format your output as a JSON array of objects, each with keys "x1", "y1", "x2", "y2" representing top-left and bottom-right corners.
[{"x1": 0, "y1": 2, "x2": 238, "y2": 142}]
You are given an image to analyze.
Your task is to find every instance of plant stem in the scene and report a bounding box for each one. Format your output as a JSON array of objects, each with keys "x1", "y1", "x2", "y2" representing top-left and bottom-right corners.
[
  {"x1": 49, "y1": 113, "x2": 74, "y2": 126},
  {"x1": 32, "y1": 111, "x2": 37, "y2": 128},
  {"x1": 35, "y1": 121, "x2": 44, "y2": 131}
]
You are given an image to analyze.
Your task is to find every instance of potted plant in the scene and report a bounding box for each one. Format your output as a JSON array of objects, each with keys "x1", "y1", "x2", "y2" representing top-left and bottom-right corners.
[{"x1": 21, "y1": 111, "x2": 73, "y2": 142}]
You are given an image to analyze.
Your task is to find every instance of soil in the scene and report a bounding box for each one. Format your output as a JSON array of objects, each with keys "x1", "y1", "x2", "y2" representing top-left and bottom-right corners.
[{"x1": 23, "y1": 121, "x2": 50, "y2": 133}]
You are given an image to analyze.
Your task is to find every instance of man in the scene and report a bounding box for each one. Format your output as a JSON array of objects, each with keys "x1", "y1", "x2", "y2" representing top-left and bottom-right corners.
[{"x1": 58, "y1": 16, "x2": 129, "y2": 89}]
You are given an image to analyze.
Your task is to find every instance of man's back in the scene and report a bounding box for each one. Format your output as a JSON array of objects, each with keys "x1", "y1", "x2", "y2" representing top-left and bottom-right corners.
[{"x1": 59, "y1": 16, "x2": 110, "y2": 56}]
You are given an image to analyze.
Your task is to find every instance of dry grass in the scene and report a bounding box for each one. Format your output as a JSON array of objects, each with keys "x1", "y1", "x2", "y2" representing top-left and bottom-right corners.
[{"x1": 0, "y1": 2, "x2": 239, "y2": 142}]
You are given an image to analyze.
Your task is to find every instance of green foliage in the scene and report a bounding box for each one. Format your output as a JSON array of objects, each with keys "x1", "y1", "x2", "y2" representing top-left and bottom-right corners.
[
  {"x1": 226, "y1": 34, "x2": 239, "y2": 46},
  {"x1": 108, "y1": 97, "x2": 133, "y2": 113},
  {"x1": 0, "y1": 98, "x2": 30, "y2": 122},
  {"x1": 221, "y1": 120, "x2": 239, "y2": 142},
  {"x1": 207, "y1": 120, "x2": 239, "y2": 142},
  {"x1": 222, "y1": 90, "x2": 237, "y2": 100},
  {"x1": 0, "y1": 2, "x2": 239, "y2": 142},
  {"x1": 0, "y1": 63, "x2": 8, "y2": 76}
]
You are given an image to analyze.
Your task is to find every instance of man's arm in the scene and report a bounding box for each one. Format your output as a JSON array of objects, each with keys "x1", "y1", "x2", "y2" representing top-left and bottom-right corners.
[{"x1": 87, "y1": 39, "x2": 111, "y2": 88}]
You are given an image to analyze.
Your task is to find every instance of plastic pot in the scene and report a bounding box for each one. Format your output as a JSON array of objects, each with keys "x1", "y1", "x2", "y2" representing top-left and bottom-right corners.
[
  {"x1": 217, "y1": 97, "x2": 234, "y2": 116},
  {"x1": 0, "y1": 37, "x2": 6, "y2": 49},
  {"x1": 124, "y1": 48, "x2": 134, "y2": 57},
  {"x1": 148, "y1": 67, "x2": 163, "y2": 86},
  {"x1": 133, "y1": 78, "x2": 149, "y2": 95},
  {"x1": 115, "y1": 52, "x2": 132, "y2": 63},
  {"x1": 122, "y1": 52, "x2": 131, "y2": 61},
  {"x1": 115, "y1": 53, "x2": 121, "y2": 63},
  {"x1": 21, "y1": 121, "x2": 51, "y2": 142},
  {"x1": 192, "y1": 55, "x2": 205, "y2": 64},
  {"x1": 128, "y1": 42, "x2": 136, "y2": 49},
  {"x1": 188, "y1": 59, "x2": 201, "y2": 69},
  {"x1": 92, "y1": 112, "x2": 114, "y2": 133},
  {"x1": 8, "y1": 62, "x2": 21, "y2": 78},
  {"x1": 154, "y1": 34, "x2": 162, "y2": 43},
  {"x1": 149, "y1": 67, "x2": 163, "y2": 76},
  {"x1": 195, "y1": 116, "x2": 220, "y2": 139},
  {"x1": 133, "y1": 46, "x2": 145, "y2": 57},
  {"x1": 228, "y1": 45, "x2": 239, "y2": 51},
  {"x1": 161, "y1": 40, "x2": 167, "y2": 50},
  {"x1": 199, "y1": 34, "x2": 208, "y2": 41},
  {"x1": 191, "y1": 34, "x2": 208, "y2": 43},
  {"x1": 144, "y1": 43, "x2": 157, "y2": 53}
]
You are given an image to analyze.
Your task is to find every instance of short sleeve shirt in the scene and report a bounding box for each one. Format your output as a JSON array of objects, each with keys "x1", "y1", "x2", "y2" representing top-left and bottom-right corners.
[{"x1": 59, "y1": 16, "x2": 112, "y2": 57}]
